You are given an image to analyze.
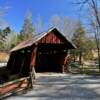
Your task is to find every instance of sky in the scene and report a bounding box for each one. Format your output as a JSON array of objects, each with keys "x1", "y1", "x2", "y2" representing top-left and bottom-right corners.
[{"x1": 0, "y1": 0, "x2": 83, "y2": 33}]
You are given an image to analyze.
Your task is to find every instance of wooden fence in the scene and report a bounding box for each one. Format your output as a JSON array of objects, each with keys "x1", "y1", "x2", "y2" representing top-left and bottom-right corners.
[{"x1": 0, "y1": 77, "x2": 29, "y2": 99}]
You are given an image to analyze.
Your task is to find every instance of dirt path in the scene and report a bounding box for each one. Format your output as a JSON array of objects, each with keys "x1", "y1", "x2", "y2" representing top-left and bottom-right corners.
[{"x1": 6, "y1": 73, "x2": 100, "y2": 100}]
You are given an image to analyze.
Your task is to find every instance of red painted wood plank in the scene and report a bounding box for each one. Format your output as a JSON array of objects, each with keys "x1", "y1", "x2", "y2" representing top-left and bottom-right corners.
[{"x1": 38, "y1": 32, "x2": 63, "y2": 44}]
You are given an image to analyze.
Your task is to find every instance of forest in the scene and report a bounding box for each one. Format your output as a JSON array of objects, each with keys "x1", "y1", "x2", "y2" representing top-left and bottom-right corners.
[{"x1": 0, "y1": 0, "x2": 100, "y2": 74}]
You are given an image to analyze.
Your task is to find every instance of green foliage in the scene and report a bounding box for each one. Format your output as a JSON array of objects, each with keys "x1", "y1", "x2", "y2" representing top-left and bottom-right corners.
[
  {"x1": 0, "y1": 27, "x2": 11, "y2": 51},
  {"x1": 3, "y1": 27, "x2": 11, "y2": 35},
  {"x1": 4, "y1": 32, "x2": 19, "y2": 50},
  {"x1": 0, "y1": 27, "x2": 11, "y2": 41},
  {"x1": 72, "y1": 21, "x2": 86, "y2": 62},
  {"x1": 83, "y1": 39, "x2": 94, "y2": 60},
  {"x1": 19, "y1": 11, "x2": 34, "y2": 41},
  {"x1": 84, "y1": 50, "x2": 93, "y2": 60},
  {"x1": 72, "y1": 21, "x2": 86, "y2": 50},
  {"x1": 0, "y1": 26, "x2": 19, "y2": 51},
  {"x1": 72, "y1": 20, "x2": 94, "y2": 62}
]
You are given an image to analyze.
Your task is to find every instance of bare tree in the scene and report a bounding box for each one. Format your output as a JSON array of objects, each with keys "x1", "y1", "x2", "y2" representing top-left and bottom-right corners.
[
  {"x1": 75, "y1": 0, "x2": 100, "y2": 71},
  {"x1": 4, "y1": 32, "x2": 18, "y2": 50},
  {"x1": 51, "y1": 15, "x2": 77, "y2": 39},
  {"x1": 20, "y1": 10, "x2": 35, "y2": 41},
  {"x1": 62, "y1": 17, "x2": 77, "y2": 39},
  {"x1": 51, "y1": 15, "x2": 62, "y2": 29},
  {"x1": 35, "y1": 15, "x2": 42, "y2": 33}
]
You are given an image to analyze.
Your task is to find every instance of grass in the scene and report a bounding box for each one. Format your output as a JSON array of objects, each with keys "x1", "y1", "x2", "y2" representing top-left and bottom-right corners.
[
  {"x1": 79, "y1": 67, "x2": 100, "y2": 75},
  {"x1": 69, "y1": 61, "x2": 100, "y2": 75}
]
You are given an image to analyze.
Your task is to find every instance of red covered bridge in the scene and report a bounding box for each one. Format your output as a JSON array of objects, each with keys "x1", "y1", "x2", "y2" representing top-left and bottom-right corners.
[
  {"x1": 7, "y1": 28, "x2": 75, "y2": 77},
  {"x1": 0, "y1": 28, "x2": 76, "y2": 97}
]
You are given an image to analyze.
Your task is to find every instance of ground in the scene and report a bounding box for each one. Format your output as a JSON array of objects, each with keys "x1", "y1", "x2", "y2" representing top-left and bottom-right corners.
[{"x1": 5, "y1": 73, "x2": 100, "y2": 100}]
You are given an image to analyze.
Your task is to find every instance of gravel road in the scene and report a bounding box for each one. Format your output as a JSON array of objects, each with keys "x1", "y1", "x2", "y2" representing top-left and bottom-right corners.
[{"x1": 6, "y1": 73, "x2": 100, "y2": 100}]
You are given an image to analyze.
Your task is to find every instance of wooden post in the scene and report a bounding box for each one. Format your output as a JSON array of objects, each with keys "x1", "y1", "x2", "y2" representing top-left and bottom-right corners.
[
  {"x1": 28, "y1": 45, "x2": 38, "y2": 89},
  {"x1": 62, "y1": 65, "x2": 65, "y2": 73},
  {"x1": 63, "y1": 53, "x2": 70, "y2": 73}
]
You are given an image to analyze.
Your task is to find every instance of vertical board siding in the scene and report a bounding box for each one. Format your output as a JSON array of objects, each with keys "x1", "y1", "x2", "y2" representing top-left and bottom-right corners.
[{"x1": 39, "y1": 32, "x2": 63, "y2": 44}]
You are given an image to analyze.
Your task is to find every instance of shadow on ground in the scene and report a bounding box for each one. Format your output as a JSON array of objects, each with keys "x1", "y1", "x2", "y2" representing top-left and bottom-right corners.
[{"x1": 5, "y1": 74, "x2": 100, "y2": 100}]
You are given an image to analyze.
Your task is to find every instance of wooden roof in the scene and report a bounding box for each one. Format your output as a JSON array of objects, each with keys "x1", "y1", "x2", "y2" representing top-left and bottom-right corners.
[{"x1": 10, "y1": 28, "x2": 76, "y2": 52}]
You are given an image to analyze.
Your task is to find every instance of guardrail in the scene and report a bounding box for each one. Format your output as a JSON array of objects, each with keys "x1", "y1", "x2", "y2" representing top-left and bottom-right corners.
[{"x1": 0, "y1": 77, "x2": 29, "y2": 99}]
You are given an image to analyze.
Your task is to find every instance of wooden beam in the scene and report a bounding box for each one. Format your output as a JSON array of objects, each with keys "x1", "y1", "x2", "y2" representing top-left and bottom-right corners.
[{"x1": 28, "y1": 45, "x2": 38, "y2": 88}]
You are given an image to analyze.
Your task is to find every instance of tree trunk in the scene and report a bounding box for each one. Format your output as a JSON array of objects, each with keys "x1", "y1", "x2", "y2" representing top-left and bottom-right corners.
[
  {"x1": 97, "y1": 48, "x2": 100, "y2": 72},
  {"x1": 74, "y1": 56, "x2": 76, "y2": 62},
  {"x1": 79, "y1": 51, "x2": 82, "y2": 65},
  {"x1": 95, "y1": 32, "x2": 100, "y2": 72}
]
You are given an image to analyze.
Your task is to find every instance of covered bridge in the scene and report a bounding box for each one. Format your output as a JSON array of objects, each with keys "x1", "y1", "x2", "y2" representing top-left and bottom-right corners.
[{"x1": 6, "y1": 28, "x2": 75, "y2": 78}]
